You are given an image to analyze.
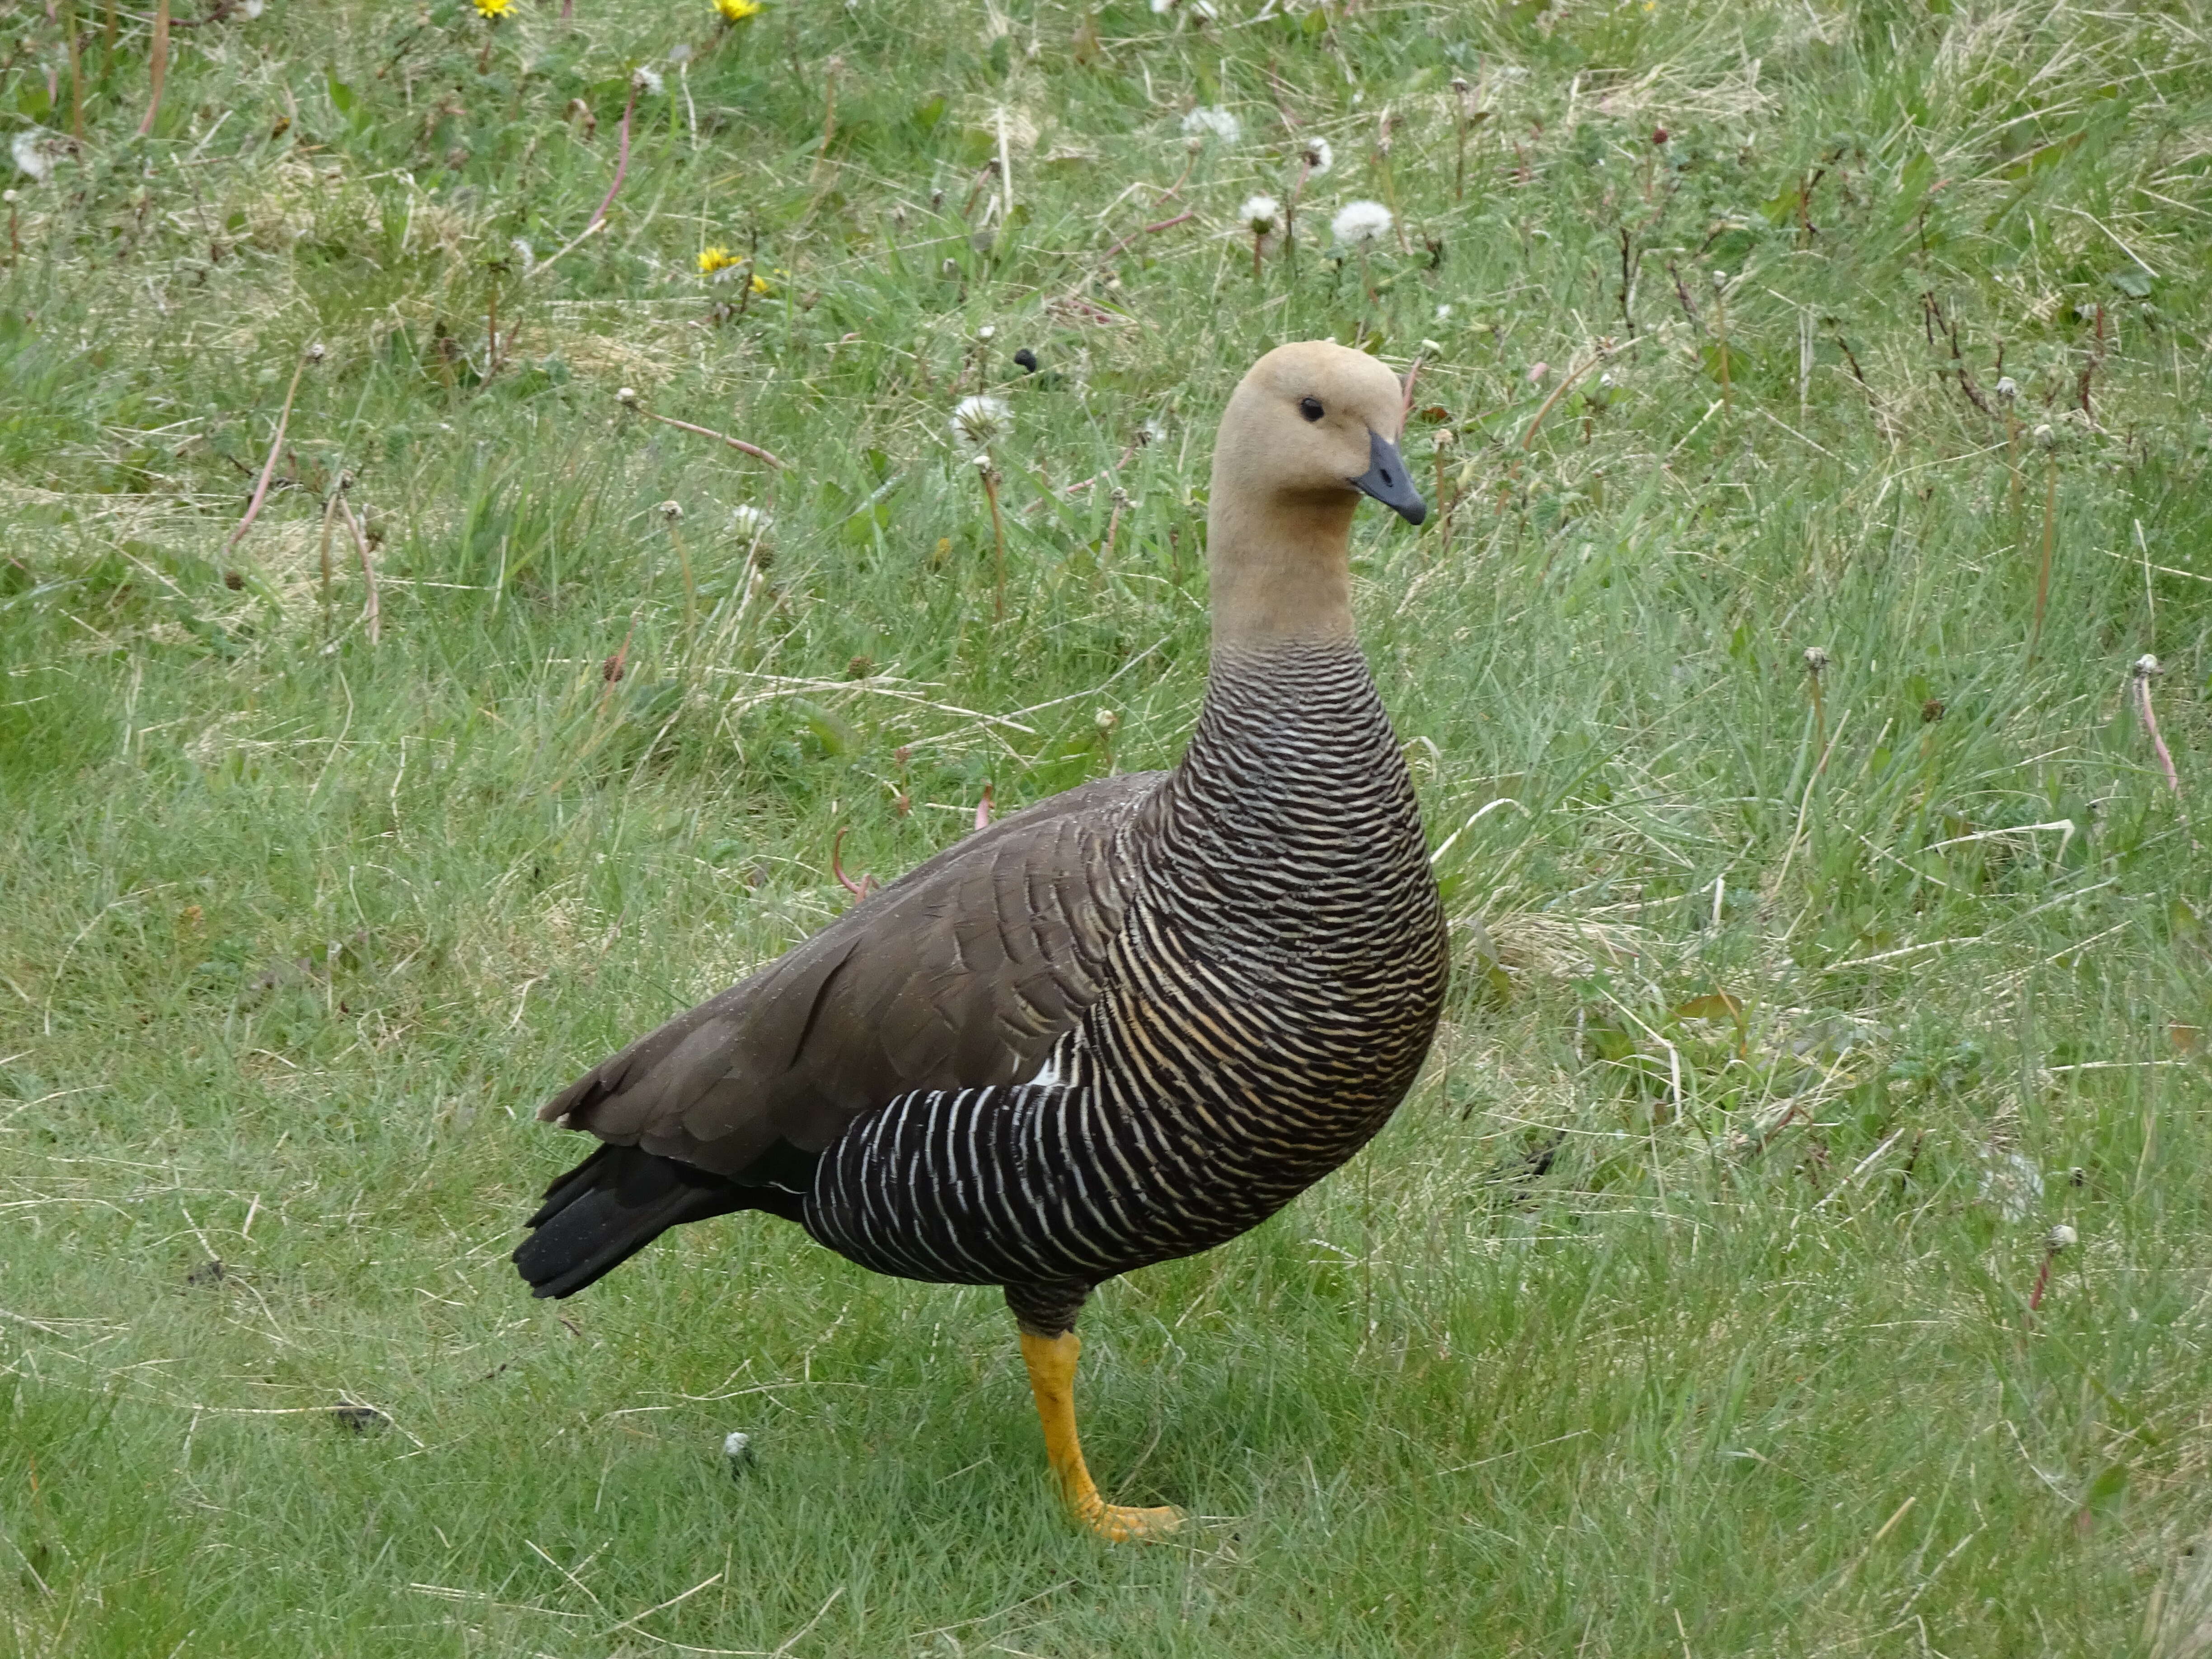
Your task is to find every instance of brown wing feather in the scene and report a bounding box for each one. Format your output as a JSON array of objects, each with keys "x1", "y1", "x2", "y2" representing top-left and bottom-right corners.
[{"x1": 541, "y1": 771, "x2": 1163, "y2": 1177}]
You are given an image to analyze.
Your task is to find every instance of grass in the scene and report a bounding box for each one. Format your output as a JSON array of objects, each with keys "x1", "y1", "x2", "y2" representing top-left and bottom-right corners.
[{"x1": 2, "y1": 0, "x2": 2210, "y2": 1651}]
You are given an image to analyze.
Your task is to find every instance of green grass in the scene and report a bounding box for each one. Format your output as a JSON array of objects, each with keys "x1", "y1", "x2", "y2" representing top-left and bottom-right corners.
[{"x1": 4, "y1": 0, "x2": 2211, "y2": 1651}]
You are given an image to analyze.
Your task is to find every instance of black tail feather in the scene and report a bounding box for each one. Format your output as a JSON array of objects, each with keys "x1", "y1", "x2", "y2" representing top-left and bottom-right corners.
[{"x1": 514, "y1": 1143, "x2": 758, "y2": 1299}]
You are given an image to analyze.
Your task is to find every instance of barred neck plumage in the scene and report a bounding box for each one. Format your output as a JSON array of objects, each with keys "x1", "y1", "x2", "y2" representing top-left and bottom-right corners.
[{"x1": 1136, "y1": 638, "x2": 1431, "y2": 964}]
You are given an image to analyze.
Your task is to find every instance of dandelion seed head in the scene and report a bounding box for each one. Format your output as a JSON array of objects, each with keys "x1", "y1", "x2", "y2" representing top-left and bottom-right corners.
[
  {"x1": 510, "y1": 237, "x2": 535, "y2": 273},
  {"x1": 307, "y1": 342, "x2": 326, "y2": 364},
  {"x1": 1300, "y1": 136, "x2": 1333, "y2": 176},
  {"x1": 1995, "y1": 375, "x2": 2018, "y2": 401},
  {"x1": 2045, "y1": 1224, "x2": 2077, "y2": 1252},
  {"x1": 616, "y1": 386, "x2": 639, "y2": 408},
  {"x1": 1330, "y1": 199, "x2": 1392, "y2": 247},
  {"x1": 2133, "y1": 653, "x2": 2163, "y2": 680},
  {"x1": 1803, "y1": 647, "x2": 1829, "y2": 675},
  {"x1": 240, "y1": 0, "x2": 264, "y2": 16},
  {"x1": 1181, "y1": 106, "x2": 1241, "y2": 143},
  {"x1": 730, "y1": 505, "x2": 772, "y2": 536},
  {"x1": 633, "y1": 66, "x2": 666, "y2": 96},
  {"x1": 1238, "y1": 194, "x2": 1281, "y2": 234},
  {"x1": 1094, "y1": 708, "x2": 1119, "y2": 733},
  {"x1": 658, "y1": 500, "x2": 684, "y2": 524},
  {"x1": 11, "y1": 131, "x2": 55, "y2": 184},
  {"x1": 976, "y1": 324, "x2": 995, "y2": 342},
  {"x1": 951, "y1": 394, "x2": 1011, "y2": 455}
]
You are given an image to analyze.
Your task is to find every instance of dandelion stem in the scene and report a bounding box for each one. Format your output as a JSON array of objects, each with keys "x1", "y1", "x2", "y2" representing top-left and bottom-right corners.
[
  {"x1": 633, "y1": 407, "x2": 786, "y2": 469},
  {"x1": 338, "y1": 497, "x2": 380, "y2": 647},
  {"x1": 2006, "y1": 409, "x2": 2021, "y2": 522},
  {"x1": 136, "y1": 0, "x2": 169, "y2": 138},
  {"x1": 63, "y1": 0, "x2": 84, "y2": 144},
  {"x1": 815, "y1": 58, "x2": 842, "y2": 176},
  {"x1": 981, "y1": 467, "x2": 1008, "y2": 620},
  {"x1": 1715, "y1": 287, "x2": 1732, "y2": 412},
  {"x1": 676, "y1": 527, "x2": 696, "y2": 643},
  {"x1": 2133, "y1": 658, "x2": 2183, "y2": 802},
  {"x1": 228, "y1": 350, "x2": 311, "y2": 550},
  {"x1": 1102, "y1": 487, "x2": 1129, "y2": 573},
  {"x1": 532, "y1": 83, "x2": 638, "y2": 280},
  {"x1": 1099, "y1": 210, "x2": 1195, "y2": 264},
  {"x1": 2029, "y1": 455, "x2": 2057, "y2": 663},
  {"x1": 317, "y1": 483, "x2": 342, "y2": 627}
]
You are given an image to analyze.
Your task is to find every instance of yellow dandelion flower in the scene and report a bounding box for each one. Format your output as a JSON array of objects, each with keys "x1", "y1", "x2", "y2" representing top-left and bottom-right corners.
[
  {"x1": 698, "y1": 245, "x2": 740, "y2": 276},
  {"x1": 715, "y1": 0, "x2": 764, "y2": 19},
  {"x1": 474, "y1": 0, "x2": 512, "y2": 18},
  {"x1": 749, "y1": 272, "x2": 773, "y2": 296}
]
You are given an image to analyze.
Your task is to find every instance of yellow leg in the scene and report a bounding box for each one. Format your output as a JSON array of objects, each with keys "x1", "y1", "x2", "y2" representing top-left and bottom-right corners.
[{"x1": 1018, "y1": 1331, "x2": 1182, "y2": 1542}]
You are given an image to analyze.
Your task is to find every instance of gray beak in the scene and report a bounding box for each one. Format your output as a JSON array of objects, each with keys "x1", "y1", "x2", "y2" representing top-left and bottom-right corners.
[{"x1": 1352, "y1": 430, "x2": 1427, "y2": 525}]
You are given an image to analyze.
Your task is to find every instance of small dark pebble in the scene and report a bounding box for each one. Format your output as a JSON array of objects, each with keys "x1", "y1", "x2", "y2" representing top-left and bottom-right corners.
[
  {"x1": 186, "y1": 1258, "x2": 225, "y2": 1286},
  {"x1": 333, "y1": 1403, "x2": 391, "y2": 1434},
  {"x1": 1013, "y1": 348, "x2": 1038, "y2": 373}
]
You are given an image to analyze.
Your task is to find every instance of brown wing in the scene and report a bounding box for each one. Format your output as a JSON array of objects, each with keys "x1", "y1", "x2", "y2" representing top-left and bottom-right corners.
[{"x1": 540, "y1": 771, "x2": 1164, "y2": 1177}]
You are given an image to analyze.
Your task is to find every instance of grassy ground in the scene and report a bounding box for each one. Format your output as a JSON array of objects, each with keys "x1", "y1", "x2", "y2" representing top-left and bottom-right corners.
[{"x1": 3, "y1": 0, "x2": 2210, "y2": 1652}]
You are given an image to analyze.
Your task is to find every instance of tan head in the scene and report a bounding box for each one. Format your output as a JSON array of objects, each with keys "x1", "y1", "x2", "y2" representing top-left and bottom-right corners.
[{"x1": 1205, "y1": 340, "x2": 1425, "y2": 651}]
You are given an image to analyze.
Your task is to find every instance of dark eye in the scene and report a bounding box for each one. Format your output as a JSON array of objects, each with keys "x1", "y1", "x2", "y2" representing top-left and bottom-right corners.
[{"x1": 1299, "y1": 396, "x2": 1324, "y2": 422}]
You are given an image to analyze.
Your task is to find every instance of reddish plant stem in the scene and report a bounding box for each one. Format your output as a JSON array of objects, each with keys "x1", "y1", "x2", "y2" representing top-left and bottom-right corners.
[
  {"x1": 635, "y1": 407, "x2": 785, "y2": 469},
  {"x1": 136, "y1": 0, "x2": 169, "y2": 137},
  {"x1": 1099, "y1": 210, "x2": 1195, "y2": 263},
  {"x1": 228, "y1": 353, "x2": 310, "y2": 549},
  {"x1": 831, "y1": 827, "x2": 873, "y2": 900},
  {"x1": 338, "y1": 496, "x2": 380, "y2": 646}
]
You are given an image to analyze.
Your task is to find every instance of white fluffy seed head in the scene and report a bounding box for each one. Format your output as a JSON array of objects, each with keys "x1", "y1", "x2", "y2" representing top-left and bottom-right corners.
[
  {"x1": 1181, "y1": 106, "x2": 1241, "y2": 143},
  {"x1": 1995, "y1": 375, "x2": 2018, "y2": 401},
  {"x1": 1301, "y1": 135, "x2": 1334, "y2": 175},
  {"x1": 1804, "y1": 647, "x2": 1829, "y2": 675},
  {"x1": 658, "y1": 500, "x2": 684, "y2": 523},
  {"x1": 2045, "y1": 1224, "x2": 2077, "y2": 1252},
  {"x1": 11, "y1": 130, "x2": 55, "y2": 183},
  {"x1": 616, "y1": 386, "x2": 639, "y2": 407},
  {"x1": 2133, "y1": 653, "x2": 2163, "y2": 680},
  {"x1": 951, "y1": 394, "x2": 1010, "y2": 455},
  {"x1": 1331, "y1": 198, "x2": 1393, "y2": 246},
  {"x1": 1239, "y1": 194, "x2": 1281, "y2": 234},
  {"x1": 633, "y1": 66, "x2": 665, "y2": 97},
  {"x1": 1094, "y1": 707, "x2": 1119, "y2": 732}
]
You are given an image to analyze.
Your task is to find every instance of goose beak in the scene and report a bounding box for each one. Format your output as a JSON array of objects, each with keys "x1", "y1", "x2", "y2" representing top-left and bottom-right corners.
[{"x1": 1351, "y1": 430, "x2": 1427, "y2": 525}]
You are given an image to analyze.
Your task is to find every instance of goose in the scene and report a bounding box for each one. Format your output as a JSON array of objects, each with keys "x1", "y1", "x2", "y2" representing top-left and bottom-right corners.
[{"x1": 515, "y1": 339, "x2": 1448, "y2": 1540}]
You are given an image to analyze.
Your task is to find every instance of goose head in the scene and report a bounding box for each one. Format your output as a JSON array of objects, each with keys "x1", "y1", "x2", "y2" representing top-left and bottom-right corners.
[
  {"x1": 1206, "y1": 341, "x2": 1425, "y2": 651},
  {"x1": 1213, "y1": 340, "x2": 1426, "y2": 528}
]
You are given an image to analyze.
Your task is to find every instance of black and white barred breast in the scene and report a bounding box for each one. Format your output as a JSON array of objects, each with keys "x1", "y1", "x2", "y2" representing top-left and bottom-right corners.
[{"x1": 803, "y1": 641, "x2": 1449, "y2": 1305}]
